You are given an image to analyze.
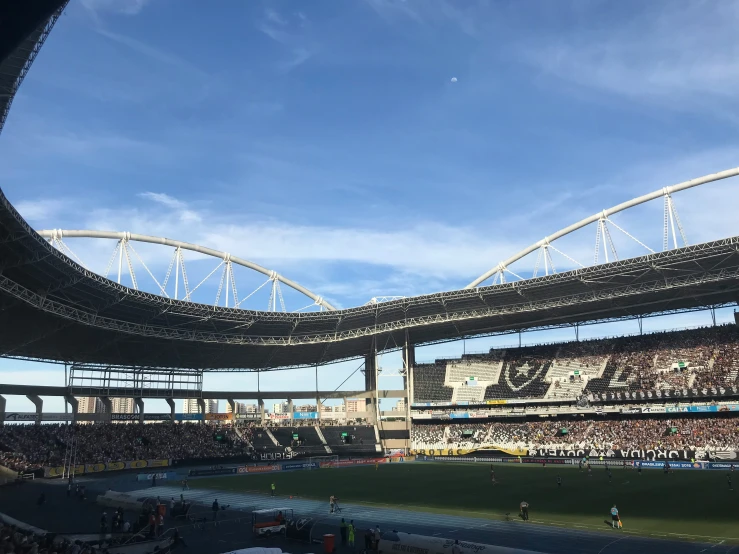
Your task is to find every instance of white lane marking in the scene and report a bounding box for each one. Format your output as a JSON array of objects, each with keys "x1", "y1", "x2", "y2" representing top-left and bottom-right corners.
[{"x1": 596, "y1": 537, "x2": 626, "y2": 554}]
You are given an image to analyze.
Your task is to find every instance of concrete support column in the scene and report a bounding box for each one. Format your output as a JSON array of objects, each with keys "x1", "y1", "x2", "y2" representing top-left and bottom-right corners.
[
  {"x1": 315, "y1": 396, "x2": 321, "y2": 421},
  {"x1": 134, "y1": 398, "x2": 144, "y2": 423},
  {"x1": 197, "y1": 398, "x2": 206, "y2": 424},
  {"x1": 227, "y1": 399, "x2": 235, "y2": 417},
  {"x1": 99, "y1": 397, "x2": 112, "y2": 423},
  {"x1": 366, "y1": 394, "x2": 377, "y2": 425},
  {"x1": 364, "y1": 354, "x2": 377, "y2": 391},
  {"x1": 342, "y1": 398, "x2": 347, "y2": 423},
  {"x1": 0, "y1": 395, "x2": 5, "y2": 426},
  {"x1": 166, "y1": 398, "x2": 175, "y2": 423},
  {"x1": 287, "y1": 399, "x2": 293, "y2": 423},
  {"x1": 26, "y1": 395, "x2": 42, "y2": 426},
  {"x1": 65, "y1": 396, "x2": 78, "y2": 424},
  {"x1": 258, "y1": 399, "x2": 265, "y2": 425},
  {"x1": 402, "y1": 339, "x2": 416, "y2": 428},
  {"x1": 364, "y1": 353, "x2": 378, "y2": 425}
]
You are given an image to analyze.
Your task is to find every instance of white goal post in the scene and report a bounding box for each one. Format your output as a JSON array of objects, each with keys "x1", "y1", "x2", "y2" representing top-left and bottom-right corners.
[{"x1": 308, "y1": 455, "x2": 339, "y2": 469}]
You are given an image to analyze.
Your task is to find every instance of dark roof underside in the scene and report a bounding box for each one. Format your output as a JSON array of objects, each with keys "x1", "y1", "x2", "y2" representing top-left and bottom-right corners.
[
  {"x1": 1, "y1": 188, "x2": 738, "y2": 370},
  {"x1": 0, "y1": 1, "x2": 67, "y2": 135}
]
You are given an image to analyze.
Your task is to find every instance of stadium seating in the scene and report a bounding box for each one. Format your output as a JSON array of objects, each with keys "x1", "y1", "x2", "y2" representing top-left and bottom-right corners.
[
  {"x1": 270, "y1": 426, "x2": 327, "y2": 454},
  {"x1": 412, "y1": 325, "x2": 739, "y2": 403},
  {"x1": 249, "y1": 426, "x2": 279, "y2": 451},
  {"x1": 321, "y1": 425, "x2": 380, "y2": 453},
  {"x1": 412, "y1": 364, "x2": 453, "y2": 402},
  {"x1": 412, "y1": 416, "x2": 739, "y2": 453},
  {"x1": 0, "y1": 423, "x2": 249, "y2": 467},
  {"x1": 0, "y1": 422, "x2": 383, "y2": 470}
]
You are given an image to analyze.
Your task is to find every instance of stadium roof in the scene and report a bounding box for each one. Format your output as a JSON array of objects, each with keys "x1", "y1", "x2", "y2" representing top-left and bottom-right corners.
[
  {"x1": 1, "y1": 188, "x2": 738, "y2": 371},
  {"x1": 0, "y1": 1, "x2": 67, "y2": 135}
]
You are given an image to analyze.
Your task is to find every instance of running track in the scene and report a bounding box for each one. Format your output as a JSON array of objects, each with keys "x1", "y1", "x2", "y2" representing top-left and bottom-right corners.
[{"x1": 126, "y1": 484, "x2": 738, "y2": 554}]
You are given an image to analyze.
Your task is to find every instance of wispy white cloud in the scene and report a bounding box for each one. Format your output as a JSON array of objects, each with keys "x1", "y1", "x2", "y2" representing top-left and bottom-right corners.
[
  {"x1": 6, "y1": 124, "x2": 176, "y2": 171},
  {"x1": 363, "y1": 0, "x2": 481, "y2": 37},
  {"x1": 259, "y1": 8, "x2": 316, "y2": 72},
  {"x1": 265, "y1": 9, "x2": 287, "y2": 26},
  {"x1": 280, "y1": 48, "x2": 313, "y2": 73},
  {"x1": 14, "y1": 199, "x2": 66, "y2": 222},
  {"x1": 139, "y1": 192, "x2": 185, "y2": 210},
  {"x1": 138, "y1": 192, "x2": 202, "y2": 224},
  {"x1": 27, "y1": 147, "x2": 739, "y2": 299},
  {"x1": 520, "y1": 2, "x2": 739, "y2": 110},
  {"x1": 95, "y1": 29, "x2": 209, "y2": 79},
  {"x1": 364, "y1": 0, "x2": 423, "y2": 24},
  {"x1": 81, "y1": 0, "x2": 153, "y2": 16}
]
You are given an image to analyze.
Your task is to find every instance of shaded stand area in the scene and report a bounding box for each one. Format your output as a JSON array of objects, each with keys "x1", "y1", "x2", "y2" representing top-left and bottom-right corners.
[{"x1": 0, "y1": 479, "x2": 329, "y2": 554}]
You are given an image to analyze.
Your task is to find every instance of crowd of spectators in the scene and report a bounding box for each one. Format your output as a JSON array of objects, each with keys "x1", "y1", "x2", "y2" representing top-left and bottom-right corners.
[
  {"x1": 0, "y1": 522, "x2": 108, "y2": 554},
  {"x1": 0, "y1": 423, "x2": 249, "y2": 467},
  {"x1": 414, "y1": 324, "x2": 739, "y2": 403},
  {"x1": 0, "y1": 452, "x2": 41, "y2": 475},
  {"x1": 598, "y1": 325, "x2": 736, "y2": 394},
  {"x1": 412, "y1": 416, "x2": 739, "y2": 452}
]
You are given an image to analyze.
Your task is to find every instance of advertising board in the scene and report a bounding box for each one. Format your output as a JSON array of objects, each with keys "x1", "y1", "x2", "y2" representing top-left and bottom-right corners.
[
  {"x1": 188, "y1": 467, "x2": 237, "y2": 477},
  {"x1": 175, "y1": 413, "x2": 203, "y2": 421},
  {"x1": 708, "y1": 462, "x2": 738, "y2": 470},
  {"x1": 319, "y1": 457, "x2": 387, "y2": 469},
  {"x1": 283, "y1": 462, "x2": 318, "y2": 471},
  {"x1": 4, "y1": 412, "x2": 69, "y2": 422},
  {"x1": 245, "y1": 464, "x2": 281, "y2": 474},
  {"x1": 45, "y1": 459, "x2": 170, "y2": 478},
  {"x1": 293, "y1": 412, "x2": 319, "y2": 420},
  {"x1": 111, "y1": 414, "x2": 139, "y2": 421},
  {"x1": 136, "y1": 471, "x2": 177, "y2": 482},
  {"x1": 144, "y1": 414, "x2": 173, "y2": 421},
  {"x1": 635, "y1": 461, "x2": 703, "y2": 470},
  {"x1": 205, "y1": 413, "x2": 233, "y2": 421},
  {"x1": 527, "y1": 448, "x2": 697, "y2": 461}
]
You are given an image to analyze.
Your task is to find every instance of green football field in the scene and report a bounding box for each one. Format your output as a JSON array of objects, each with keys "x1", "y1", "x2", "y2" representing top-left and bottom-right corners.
[{"x1": 192, "y1": 462, "x2": 739, "y2": 542}]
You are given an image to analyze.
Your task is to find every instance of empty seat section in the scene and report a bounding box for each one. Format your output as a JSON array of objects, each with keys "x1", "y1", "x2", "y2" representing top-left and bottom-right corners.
[
  {"x1": 412, "y1": 364, "x2": 453, "y2": 402},
  {"x1": 321, "y1": 425, "x2": 378, "y2": 453}
]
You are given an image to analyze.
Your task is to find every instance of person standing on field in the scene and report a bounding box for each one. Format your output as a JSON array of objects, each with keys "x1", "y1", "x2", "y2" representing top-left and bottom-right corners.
[
  {"x1": 610, "y1": 505, "x2": 620, "y2": 529},
  {"x1": 348, "y1": 520, "x2": 355, "y2": 548},
  {"x1": 340, "y1": 518, "x2": 347, "y2": 546}
]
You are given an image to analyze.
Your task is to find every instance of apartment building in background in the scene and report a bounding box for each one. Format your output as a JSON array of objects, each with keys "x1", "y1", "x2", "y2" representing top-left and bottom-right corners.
[
  {"x1": 226, "y1": 401, "x2": 259, "y2": 414},
  {"x1": 346, "y1": 399, "x2": 366, "y2": 413},
  {"x1": 183, "y1": 399, "x2": 218, "y2": 414}
]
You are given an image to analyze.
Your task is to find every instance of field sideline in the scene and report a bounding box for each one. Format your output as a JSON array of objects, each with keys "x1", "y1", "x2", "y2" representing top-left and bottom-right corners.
[{"x1": 191, "y1": 461, "x2": 739, "y2": 541}]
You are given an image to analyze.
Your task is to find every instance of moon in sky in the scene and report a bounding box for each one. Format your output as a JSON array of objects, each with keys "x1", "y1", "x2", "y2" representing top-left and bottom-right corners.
[{"x1": 451, "y1": 77, "x2": 458, "y2": 83}]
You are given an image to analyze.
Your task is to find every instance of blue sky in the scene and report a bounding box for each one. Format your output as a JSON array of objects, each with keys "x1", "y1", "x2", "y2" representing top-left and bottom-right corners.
[{"x1": 0, "y1": 0, "x2": 738, "y2": 412}]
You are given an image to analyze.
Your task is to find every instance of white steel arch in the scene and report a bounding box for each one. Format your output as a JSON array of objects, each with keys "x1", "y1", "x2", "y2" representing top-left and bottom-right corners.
[
  {"x1": 36, "y1": 229, "x2": 335, "y2": 311},
  {"x1": 467, "y1": 167, "x2": 739, "y2": 288}
]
